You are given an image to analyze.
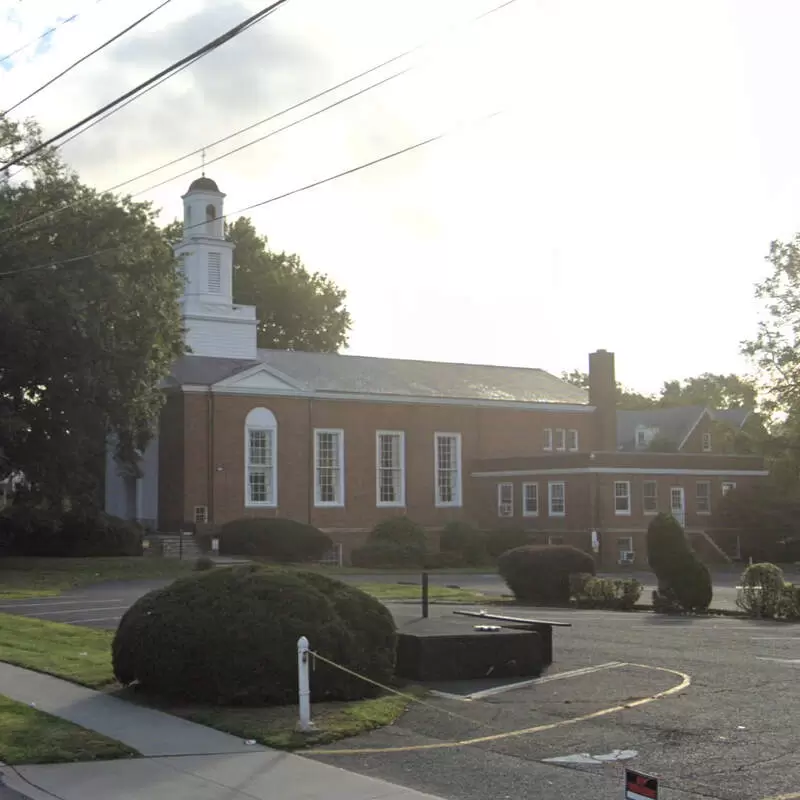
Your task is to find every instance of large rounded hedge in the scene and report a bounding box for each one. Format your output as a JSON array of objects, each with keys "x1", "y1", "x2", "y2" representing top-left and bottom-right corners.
[
  {"x1": 498, "y1": 544, "x2": 596, "y2": 604},
  {"x1": 112, "y1": 565, "x2": 396, "y2": 705},
  {"x1": 217, "y1": 517, "x2": 332, "y2": 562}
]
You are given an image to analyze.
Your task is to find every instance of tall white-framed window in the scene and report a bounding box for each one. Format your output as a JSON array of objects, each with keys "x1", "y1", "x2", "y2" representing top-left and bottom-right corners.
[
  {"x1": 245, "y1": 407, "x2": 277, "y2": 507},
  {"x1": 522, "y1": 482, "x2": 539, "y2": 516},
  {"x1": 434, "y1": 432, "x2": 462, "y2": 507},
  {"x1": 643, "y1": 480, "x2": 658, "y2": 514},
  {"x1": 721, "y1": 481, "x2": 737, "y2": 497},
  {"x1": 555, "y1": 428, "x2": 566, "y2": 451},
  {"x1": 614, "y1": 481, "x2": 631, "y2": 515},
  {"x1": 702, "y1": 432, "x2": 712, "y2": 452},
  {"x1": 207, "y1": 251, "x2": 221, "y2": 293},
  {"x1": 548, "y1": 481, "x2": 566, "y2": 516},
  {"x1": 315, "y1": 429, "x2": 344, "y2": 507},
  {"x1": 543, "y1": 428, "x2": 553, "y2": 451},
  {"x1": 696, "y1": 481, "x2": 711, "y2": 514},
  {"x1": 376, "y1": 431, "x2": 405, "y2": 507},
  {"x1": 497, "y1": 483, "x2": 514, "y2": 517},
  {"x1": 567, "y1": 429, "x2": 579, "y2": 451}
]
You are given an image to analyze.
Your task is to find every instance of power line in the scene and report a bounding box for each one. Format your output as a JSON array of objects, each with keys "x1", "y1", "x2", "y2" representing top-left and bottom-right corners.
[
  {"x1": 0, "y1": 1, "x2": 103, "y2": 66},
  {"x1": 0, "y1": 0, "x2": 290, "y2": 172},
  {"x1": 1, "y1": 0, "x2": 519, "y2": 237},
  {"x1": 4, "y1": 0, "x2": 174, "y2": 116},
  {"x1": 0, "y1": 106, "x2": 506, "y2": 278}
]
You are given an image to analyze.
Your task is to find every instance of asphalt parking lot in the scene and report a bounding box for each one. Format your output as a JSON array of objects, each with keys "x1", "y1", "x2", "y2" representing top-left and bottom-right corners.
[
  {"x1": 2, "y1": 575, "x2": 799, "y2": 799},
  {"x1": 310, "y1": 603, "x2": 800, "y2": 800}
]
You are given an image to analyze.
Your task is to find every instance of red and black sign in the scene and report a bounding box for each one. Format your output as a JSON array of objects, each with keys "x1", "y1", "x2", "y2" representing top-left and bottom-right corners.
[{"x1": 625, "y1": 768, "x2": 658, "y2": 800}]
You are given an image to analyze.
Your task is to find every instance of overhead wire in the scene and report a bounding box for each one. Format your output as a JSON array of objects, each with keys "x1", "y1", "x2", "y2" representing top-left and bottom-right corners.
[
  {"x1": 0, "y1": 0, "x2": 519, "y2": 237},
  {"x1": 0, "y1": 0, "x2": 290, "y2": 172},
  {"x1": 3, "y1": 0, "x2": 174, "y2": 116},
  {"x1": 0, "y1": 105, "x2": 507, "y2": 278},
  {"x1": 0, "y1": 1, "x2": 104, "y2": 66}
]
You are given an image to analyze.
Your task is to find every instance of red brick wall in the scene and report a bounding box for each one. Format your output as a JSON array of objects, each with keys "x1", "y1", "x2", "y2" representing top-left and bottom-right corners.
[
  {"x1": 157, "y1": 394, "x2": 185, "y2": 531},
  {"x1": 163, "y1": 391, "x2": 594, "y2": 532}
]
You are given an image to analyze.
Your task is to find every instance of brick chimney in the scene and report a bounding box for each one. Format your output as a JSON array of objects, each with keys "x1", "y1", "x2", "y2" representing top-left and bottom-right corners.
[{"x1": 589, "y1": 349, "x2": 617, "y2": 451}]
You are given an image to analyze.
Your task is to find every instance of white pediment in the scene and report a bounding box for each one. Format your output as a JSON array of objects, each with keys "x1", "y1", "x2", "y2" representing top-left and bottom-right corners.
[{"x1": 213, "y1": 364, "x2": 305, "y2": 395}]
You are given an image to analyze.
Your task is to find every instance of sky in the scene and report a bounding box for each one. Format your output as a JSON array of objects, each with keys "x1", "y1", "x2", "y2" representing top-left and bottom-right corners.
[{"x1": 1, "y1": 0, "x2": 799, "y2": 395}]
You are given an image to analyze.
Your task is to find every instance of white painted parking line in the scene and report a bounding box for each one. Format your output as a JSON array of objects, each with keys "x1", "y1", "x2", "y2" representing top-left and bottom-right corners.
[
  {"x1": 68, "y1": 615, "x2": 123, "y2": 624},
  {"x1": 751, "y1": 637, "x2": 800, "y2": 641},
  {"x1": 757, "y1": 657, "x2": 800, "y2": 665},
  {"x1": 0, "y1": 598, "x2": 123, "y2": 609},
  {"x1": 17, "y1": 606, "x2": 128, "y2": 618},
  {"x1": 430, "y1": 662, "x2": 627, "y2": 701}
]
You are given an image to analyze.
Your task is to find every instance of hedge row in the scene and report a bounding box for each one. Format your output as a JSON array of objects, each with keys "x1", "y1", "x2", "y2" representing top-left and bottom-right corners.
[{"x1": 0, "y1": 505, "x2": 143, "y2": 557}]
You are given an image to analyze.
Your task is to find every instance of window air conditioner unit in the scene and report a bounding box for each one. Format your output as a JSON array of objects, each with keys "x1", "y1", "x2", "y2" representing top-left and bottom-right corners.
[
  {"x1": 618, "y1": 550, "x2": 635, "y2": 564},
  {"x1": 499, "y1": 503, "x2": 513, "y2": 517}
]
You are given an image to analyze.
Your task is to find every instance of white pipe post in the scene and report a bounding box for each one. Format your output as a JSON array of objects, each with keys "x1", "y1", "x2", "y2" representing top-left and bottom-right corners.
[{"x1": 297, "y1": 636, "x2": 313, "y2": 732}]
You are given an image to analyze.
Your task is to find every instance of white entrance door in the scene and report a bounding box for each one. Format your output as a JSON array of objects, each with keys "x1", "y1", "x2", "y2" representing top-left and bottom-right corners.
[{"x1": 670, "y1": 487, "x2": 686, "y2": 528}]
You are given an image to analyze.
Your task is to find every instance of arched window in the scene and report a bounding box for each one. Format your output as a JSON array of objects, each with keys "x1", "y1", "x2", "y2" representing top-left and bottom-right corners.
[
  {"x1": 205, "y1": 204, "x2": 216, "y2": 236},
  {"x1": 245, "y1": 408, "x2": 277, "y2": 506}
]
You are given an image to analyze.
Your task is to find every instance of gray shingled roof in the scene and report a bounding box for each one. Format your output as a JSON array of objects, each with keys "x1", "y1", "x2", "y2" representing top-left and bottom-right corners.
[
  {"x1": 617, "y1": 406, "x2": 752, "y2": 451},
  {"x1": 617, "y1": 407, "x2": 705, "y2": 451},
  {"x1": 169, "y1": 350, "x2": 589, "y2": 405}
]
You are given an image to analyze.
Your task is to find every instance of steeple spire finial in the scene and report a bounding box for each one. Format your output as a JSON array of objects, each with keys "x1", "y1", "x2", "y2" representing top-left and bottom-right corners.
[{"x1": 201, "y1": 148, "x2": 206, "y2": 177}]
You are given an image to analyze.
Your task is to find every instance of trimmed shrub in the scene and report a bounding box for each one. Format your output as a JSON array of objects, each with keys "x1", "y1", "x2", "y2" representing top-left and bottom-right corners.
[
  {"x1": 0, "y1": 506, "x2": 142, "y2": 557},
  {"x1": 439, "y1": 521, "x2": 488, "y2": 566},
  {"x1": 370, "y1": 516, "x2": 427, "y2": 549},
  {"x1": 569, "y1": 572, "x2": 594, "y2": 598},
  {"x1": 218, "y1": 517, "x2": 332, "y2": 562},
  {"x1": 736, "y1": 562, "x2": 785, "y2": 618},
  {"x1": 351, "y1": 516, "x2": 427, "y2": 568},
  {"x1": 194, "y1": 556, "x2": 215, "y2": 571},
  {"x1": 575, "y1": 577, "x2": 642, "y2": 611},
  {"x1": 113, "y1": 565, "x2": 397, "y2": 705},
  {"x1": 781, "y1": 583, "x2": 800, "y2": 620},
  {"x1": 351, "y1": 541, "x2": 425, "y2": 569},
  {"x1": 498, "y1": 544, "x2": 596, "y2": 605},
  {"x1": 486, "y1": 528, "x2": 534, "y2": 559},
  {"x1": 647, "y1": 513, "x2": 712, "y2": 613}
]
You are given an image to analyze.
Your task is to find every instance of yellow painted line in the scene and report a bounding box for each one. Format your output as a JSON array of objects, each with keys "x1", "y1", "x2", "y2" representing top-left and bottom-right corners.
[
  {"x1": 761, "y1": 793, "x2": 800, "y2": 800},
  {"x1": 307, "y1": 662, "x2": 691, "y2": 756}
]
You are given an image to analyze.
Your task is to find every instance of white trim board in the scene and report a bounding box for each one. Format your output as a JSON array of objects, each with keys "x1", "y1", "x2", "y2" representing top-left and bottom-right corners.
[
  {"x1": 472, "y1": 467, "x2": 769, "y2": 477},
  {"x1": 179, "y1": 383, "x2": 595, "y2": 412}
]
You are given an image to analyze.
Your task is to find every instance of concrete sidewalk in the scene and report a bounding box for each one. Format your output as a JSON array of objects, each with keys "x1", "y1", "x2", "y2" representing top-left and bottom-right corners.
[{"x1": 0, "y1": 663, "x2": 445, "y2": 800}]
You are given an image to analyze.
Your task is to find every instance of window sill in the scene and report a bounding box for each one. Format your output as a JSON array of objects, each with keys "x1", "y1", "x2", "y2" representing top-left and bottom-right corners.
[
  {"x1": 377, "y1": 502, "x2": 406, "y2": 509},
  {"x1": 614, "y1": 511, "x2": 632, "y2": 516},
  {"x1": 435, "y1": 502, "x2": 463, "y2": 509},
  {"x1": 697, "y1": 511, "x2": 711, "y2": 516},
  {"x1": 522, "y1": 512, "x2": 539, "y2": 518},
  {"x1": 548, "y1": 512, "x2": 566, "y2": 518},
  {"x1": 245, "y1": 502, "x2": 277, "y2": 508},
  {"x1": 314, "y1": 502, "x2": 345, "y2": 508}
]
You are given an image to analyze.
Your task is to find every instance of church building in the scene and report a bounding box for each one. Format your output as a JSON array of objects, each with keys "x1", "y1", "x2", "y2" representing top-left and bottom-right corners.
[{"x1": 104, "y1": 177, "x2": 769, "y2": 566}]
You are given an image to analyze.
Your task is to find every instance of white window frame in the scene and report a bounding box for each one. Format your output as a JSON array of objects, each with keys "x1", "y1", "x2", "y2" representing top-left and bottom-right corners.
[
  {"x1": 547, "y1": 535, "x2": 564, "y2": 546},
  {"x1": 244, "y1": 407, "x2": 278, "y2": 508},
  {"x1": 642, "y1": 480, "x2": 658, "y2": 515},
  {"x1": 434, "y1": 432, "x2": 462, "y2": 507},
  {"x1": 497, "y1": 482, "x2": 514, "y2": 517},
  {"x1": 555, "y1": 428, "x2": 566, "y2": 452},
  {"x1": 376, "y1": 431, "x2": 405, "y2": 507},
  {"x1": 614, "y1": 480, "x2": 631, "y2": 516},
  {"x1": 543, "y1": 428, "x2": 553, "y2": 451},
  {"x1": 314, "y1": 428, "x2": 345, "y2": 507},
  {"x1": 722, "y1": 481, "x2": 737, "y2": 497},
  {"x1": 548, "y1": 481, "x2": 566, "y2": 517},
  {"x1": 193, "y1": 505, "x2": 209, "y2": 524},
  {"x1": 696, "y1": 480, "x2": 711, "y2": 514},
  {"x1": 522, "y1": 482, "x2": 539, "y2": 517},
  {"x1": 702, "y1": 432, "x2": 712, "y2": 452},
  {"x1": 567, "y1": 429, "x2": 579, "y2": 451}
]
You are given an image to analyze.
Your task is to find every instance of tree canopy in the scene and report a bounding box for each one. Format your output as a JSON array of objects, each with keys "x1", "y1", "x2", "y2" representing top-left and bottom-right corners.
[
  {"x1": 0, "y1": 118, "x2": 185, "y2": 507},
  {"x1": 164, "y1": 216, "x2": 351, "y2": 353}
]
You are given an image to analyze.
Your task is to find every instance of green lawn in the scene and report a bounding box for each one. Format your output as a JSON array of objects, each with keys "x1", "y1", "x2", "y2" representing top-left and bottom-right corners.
[
  {"x1": 119, "y1": 686, "x2": 420, "y2": 751},
  {"x1": 0, "y1": 694, "x2": 136, "y2": 764},
  {"x1": 0, "y1": 613, "x2": 114, "y2": 687},
  {"x1": 0, "y1": 557, "x2": 195, "y2": 599},
  {"x1": 354, "y1": 582, "x2": 498, "y2": 603}
]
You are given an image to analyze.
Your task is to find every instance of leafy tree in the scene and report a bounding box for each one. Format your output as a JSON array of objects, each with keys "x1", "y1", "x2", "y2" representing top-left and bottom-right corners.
[
  {"x1": 0, "y1": 118, "x2": 184, "y2": 508},
  {"x1": 559, "y1": 370, "x2": 657, "y2": 410},
  {"x1": 164, "y1": 217, "x2": 351, "y2": 352},
  {"x1": 659, "y1": 373, "x2": 757, "y2": 409}
]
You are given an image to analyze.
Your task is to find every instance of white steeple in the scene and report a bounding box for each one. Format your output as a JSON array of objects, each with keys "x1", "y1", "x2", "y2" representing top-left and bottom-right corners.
[{"x1": 173, "y1": 176, "x2": 258, "y2": 359}]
